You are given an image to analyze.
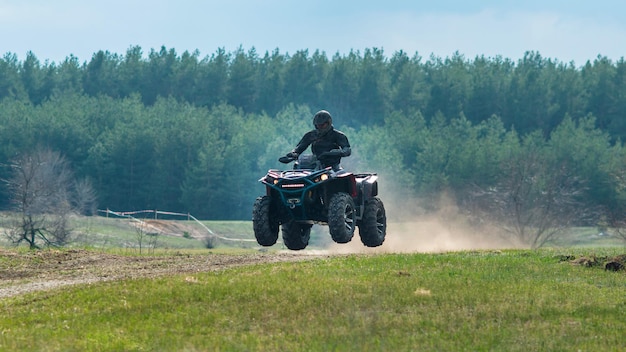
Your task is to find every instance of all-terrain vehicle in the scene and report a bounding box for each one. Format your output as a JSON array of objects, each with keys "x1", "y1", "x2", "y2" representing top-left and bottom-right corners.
[{"x1": 252, "y1": 154, "x2": 386, "y2": 250}]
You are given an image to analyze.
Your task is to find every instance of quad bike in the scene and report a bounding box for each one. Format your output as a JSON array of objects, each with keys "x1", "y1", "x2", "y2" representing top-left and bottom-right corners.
[{"x1": 252, "y1": 154, "x2": 386, "y2": 250}]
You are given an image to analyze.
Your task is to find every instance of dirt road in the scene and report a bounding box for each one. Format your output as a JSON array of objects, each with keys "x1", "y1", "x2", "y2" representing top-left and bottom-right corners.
[{"x1": 0, "y1": 249, "x2": 326, "y2": 299}]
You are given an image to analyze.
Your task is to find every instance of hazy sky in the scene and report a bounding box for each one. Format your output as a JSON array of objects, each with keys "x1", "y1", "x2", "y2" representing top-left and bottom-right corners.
[{"x1": 1, "y1": 0, "x2": 625, "y2": 66}]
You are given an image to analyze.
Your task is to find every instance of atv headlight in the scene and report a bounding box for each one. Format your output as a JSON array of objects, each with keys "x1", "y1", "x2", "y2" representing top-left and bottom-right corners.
[{"x1": 314, "y1": 173, "x2": 329, "y2": 183}]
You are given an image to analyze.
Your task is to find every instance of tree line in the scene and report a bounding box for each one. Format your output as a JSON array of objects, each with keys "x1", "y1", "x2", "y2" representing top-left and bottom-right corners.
[
  {"x1": 2, "y1": 47, "x2": 626, "y2": 247},
  {"x1": 3, "y1": 47, "x2": 626, "y2": 139}
]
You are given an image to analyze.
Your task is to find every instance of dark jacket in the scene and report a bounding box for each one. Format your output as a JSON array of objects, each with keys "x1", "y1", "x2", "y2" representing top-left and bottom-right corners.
[{"x1": 292, "y1": 126, "x2": 351, "y2": 168}]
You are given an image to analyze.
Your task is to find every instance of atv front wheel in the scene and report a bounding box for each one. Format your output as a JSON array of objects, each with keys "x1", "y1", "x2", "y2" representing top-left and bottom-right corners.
[
  {"x1": 328, "y1": 192, "x2": 356, "y2": 243},
  {"x1": 358, "y1": 197, "x2": 387, "y2": 247},
  {"x1": 281, "y1": 221, "x2": 312, "y2": 250},
  {"x1": 252, "y1": 196, "x2": 279, "y2": 246}
]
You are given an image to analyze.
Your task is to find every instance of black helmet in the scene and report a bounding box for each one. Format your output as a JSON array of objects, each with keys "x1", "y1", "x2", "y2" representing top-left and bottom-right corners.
[{"x1": 313, "y1": 110, "x2": 333, "y2": 134}]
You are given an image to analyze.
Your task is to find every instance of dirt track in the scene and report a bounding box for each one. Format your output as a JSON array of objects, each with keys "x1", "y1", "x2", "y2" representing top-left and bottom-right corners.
[{"x1": 0, "y1": 249, "x2": 326, "y2": 299}]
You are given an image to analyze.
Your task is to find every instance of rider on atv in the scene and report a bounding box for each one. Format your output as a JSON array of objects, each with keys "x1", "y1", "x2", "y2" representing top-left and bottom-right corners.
[
  {"x1": 279, "y1": 110, "x2": 351, "y2": 171},
  {"x1": 255, "y1": 109, "x2": 386, "y2": 250}
]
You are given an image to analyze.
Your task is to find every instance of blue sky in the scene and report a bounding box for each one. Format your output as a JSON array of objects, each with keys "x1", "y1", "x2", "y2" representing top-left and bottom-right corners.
[{"x1": 1, "y1": 0, "x2": 625, "y2": 66}]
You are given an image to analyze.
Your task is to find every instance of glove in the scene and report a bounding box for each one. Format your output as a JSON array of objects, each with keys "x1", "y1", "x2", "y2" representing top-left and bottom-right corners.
[{"x1": 279, "y1": 152, "x2": 298, "y2": 163}]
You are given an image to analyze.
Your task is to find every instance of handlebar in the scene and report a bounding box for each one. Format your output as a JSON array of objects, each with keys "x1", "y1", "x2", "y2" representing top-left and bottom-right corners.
[{"x1": 279, "y1": 156, "x2": 296, "y2": 164}]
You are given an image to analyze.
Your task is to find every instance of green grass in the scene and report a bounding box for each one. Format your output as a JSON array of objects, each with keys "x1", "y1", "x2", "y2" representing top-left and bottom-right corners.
[
  {"x1": 545, "y1": 227, "x2": 625, "y2": 247},
  {"x1": 2, "y1": 215, "x2": 333, "y2": 251},
  {"x1": 2, "y1": 249, "x2": 626, "y2": 351},
  {"x1": 17, "y1": 216, "x2": 258, "y2": 250}
]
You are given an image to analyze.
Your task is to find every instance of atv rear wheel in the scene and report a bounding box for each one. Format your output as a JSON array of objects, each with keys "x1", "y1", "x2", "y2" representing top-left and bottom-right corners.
[
  {"x1": 281, "y1": 221, "x2": 312, "y2": 250},
  {"x1": 358, "y1": 197, "x2": 386, "y2": 247},
  {"x1": 328, "y1": 192, "x2": 356, "y2": 243},
  {"x1": 252, "y1": 196, "x2": 279, "y2": 246}
]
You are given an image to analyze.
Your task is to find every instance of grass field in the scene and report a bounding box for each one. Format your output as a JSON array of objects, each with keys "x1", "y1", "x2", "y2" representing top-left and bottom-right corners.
[
  {"x1": 1, "y1": 248, "x2": 626, "y2": 351},
  {"x1": 1, "y1": 216, "x2": 626, "y2": 350},
  {"x1": 1, "y1": 212, "x2": 623, "y2": 251},
  {"x1": 0, "y1": 214, "x2": 258, "y2": 250}
]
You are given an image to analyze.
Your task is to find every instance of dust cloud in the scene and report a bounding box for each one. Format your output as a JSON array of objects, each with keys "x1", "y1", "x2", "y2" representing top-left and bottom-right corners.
[
  {"x1": 326, "y1": 217, "x2": 513, "y2": 255},
  {"x1": 326, "y1": 183, "x2": 516, "y2": 255}
]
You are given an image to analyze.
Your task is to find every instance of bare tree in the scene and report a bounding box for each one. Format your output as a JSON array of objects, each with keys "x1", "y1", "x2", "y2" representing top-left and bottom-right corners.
[
  {"x1": 608, "y1": 219, "x2": 626, "y2": 245},
  {"x1": 2, "y1": 148, "x2": 77, "y2": 248},
  {"x1": 604, "y1": 169, "x2": 626, "y2": 244},
  {"x1": 132, "y1": 219, "x2": 159, "y2": 254},
  {"x1": 73, "y1": 178, "x2": 98, "y2": 215},
  {"x1": 471, "y1": 149, "x2": 590, "y2": 249}
]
